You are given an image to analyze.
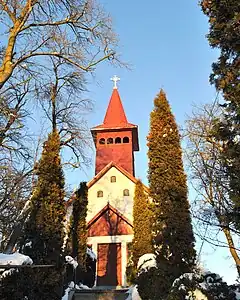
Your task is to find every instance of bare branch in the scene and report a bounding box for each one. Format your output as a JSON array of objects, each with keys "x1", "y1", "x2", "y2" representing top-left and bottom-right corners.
[{"x1": 184, "y1": 99, "x2": 240, "y2": 275}]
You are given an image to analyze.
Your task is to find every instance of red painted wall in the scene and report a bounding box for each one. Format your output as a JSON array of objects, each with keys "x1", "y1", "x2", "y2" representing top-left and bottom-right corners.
[
  {"x1": 95, "y1": 130, "x2": 135, "y2": 175},
  {"x1": 88, "y1": 209, "x2": 133, "y2": 237}
]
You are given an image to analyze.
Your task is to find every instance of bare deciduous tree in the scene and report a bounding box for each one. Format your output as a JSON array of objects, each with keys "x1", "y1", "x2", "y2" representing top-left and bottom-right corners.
[
  {"x1": 184, "y1": 100, "x2": 240, "y2": 276},
  {"x1": 0, "y1": 0, "x2": 125, "y2": 254},
  {"x1": 0, "y1": 0, "x2": 119, "y2": 90},
  {"x1": 0, "y1": 76, "x2": 32, "y2": 157},
  {"x1": 0, "y1": 1, "x2": 123, "y2": 249},
  {"x1": 36, "y1": 57, "x2": 93, "y2": 168},
  {"x1": 0, "y1": 0, "x2": 122, "y2": 166},
  {"x1": 0, "y1": 163, "x2": 32, "y2": 251}
]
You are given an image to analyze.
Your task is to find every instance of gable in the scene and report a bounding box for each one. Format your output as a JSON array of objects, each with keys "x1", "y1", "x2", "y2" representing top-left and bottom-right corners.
[
  {"x1": 87, "y1": 166, "x2": 136, "y2": 223},
  {"x1": 89, "y1": 165, "x2": 135, "y2": 193},
  {"x1": 88, "y1": 162, "x2": 138, "y2": 188},
  {"x1": 87, "y1": 204, "x2": 133, "y2": 237}
]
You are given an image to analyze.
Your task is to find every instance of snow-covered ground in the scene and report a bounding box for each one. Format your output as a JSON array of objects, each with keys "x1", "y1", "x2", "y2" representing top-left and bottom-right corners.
[{"x1": 61, "y1": 281, "x2": 91, "y2": 300}]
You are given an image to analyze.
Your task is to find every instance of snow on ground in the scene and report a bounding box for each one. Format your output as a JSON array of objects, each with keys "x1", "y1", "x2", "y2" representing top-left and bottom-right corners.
[
  {"x1": 62, "y1": 287, "x2": 71, "y2": 300},
  {"x1": 61, "y1": 281, "x2": 91, "y2": 300},
  {"x1": 137, "y1": 253, "x2": 156, "y2": 272}
]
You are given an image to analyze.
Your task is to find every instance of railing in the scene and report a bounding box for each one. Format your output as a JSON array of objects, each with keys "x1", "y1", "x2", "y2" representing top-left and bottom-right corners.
[{"x1": 0, "y1": 264, "x2": 55, "y2": 268}]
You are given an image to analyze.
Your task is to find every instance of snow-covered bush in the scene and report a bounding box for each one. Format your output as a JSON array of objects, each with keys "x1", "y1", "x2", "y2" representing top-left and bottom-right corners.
[
  {"x1": 137, "y1": 253, "x2": 157, "y2": 272},
  {"x1": 168, "y1": 273, "x2": 205, "y2": 300},
  {"x1": 0, "y1": 252, "x2": 35, "y2": 300},
  {"x1": 63, "y1": 246, "x2": 96, "y2": 295},
  {"x1": 199, "y1": 272, "x2": 237, "y2": 300},
  {"x1": 135, "y1": 253, "x2": 239, "y2": 300},
  {"x1": 135, "y1": 254, "x2": 164, "y2": 300},
  {"x1": 168, "y1": 272, "x2": 238, "y2": 300},
  {"x1": 83, "y1": 247, "x2": 96, "y2": 287}
]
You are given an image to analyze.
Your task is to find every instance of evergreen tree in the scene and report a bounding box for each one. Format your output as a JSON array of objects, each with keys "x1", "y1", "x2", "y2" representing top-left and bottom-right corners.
[
  {"x1": 72, "y1": 182, "x2": 88, "y2": 269},
  {"x1": 132, "y1": 180, "x2": 153, "y2": 266},
  {"x1": 127, "y1": 180, "x2": 152, "y2": 283},
  {"x1": 146, "y1": 90, "x2": 196, "y2": 298},
  {"x1": 20, "y1": 130, "x2": 65, "y2": 300},
  {"x1": 200, "y1": 0, "x2": 240, "y2": 230}
]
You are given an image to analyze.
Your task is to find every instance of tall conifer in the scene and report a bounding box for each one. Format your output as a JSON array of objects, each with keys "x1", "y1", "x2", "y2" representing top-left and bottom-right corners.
[
  {"x1": 132, "y1": 180, "x2": 152, "y2": 267},
  {"x1": 127, "y1": 180, "x2": 152, "y2": 283},
  {"x1": 201, "y1": 0, "x2": 240, "y2": 231},
  {"x1": 72, "y1": 182, "x2": 88, "y2": 269},
  {"x1": 21, "y1": 130, "x2": 65, "y2": 299},
  {"x1": 147, "y1": 90, "x2": 196, "y2": 296}
]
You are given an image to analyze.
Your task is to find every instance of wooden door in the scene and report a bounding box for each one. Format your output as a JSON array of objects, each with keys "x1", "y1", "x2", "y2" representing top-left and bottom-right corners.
[{"x1": 97, "y1": 243, "x2": 121, "y2": 286}]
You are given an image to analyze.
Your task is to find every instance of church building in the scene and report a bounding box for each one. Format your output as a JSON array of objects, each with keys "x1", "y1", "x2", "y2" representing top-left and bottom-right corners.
[{"x1": 86, "y1": 76, "x2": 146, "y2": 287}]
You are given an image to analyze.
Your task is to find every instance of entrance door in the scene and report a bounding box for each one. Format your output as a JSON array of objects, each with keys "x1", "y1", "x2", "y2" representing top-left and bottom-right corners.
[{"x1": 97, "y1": 243, "x2": 121, "y2": 286}]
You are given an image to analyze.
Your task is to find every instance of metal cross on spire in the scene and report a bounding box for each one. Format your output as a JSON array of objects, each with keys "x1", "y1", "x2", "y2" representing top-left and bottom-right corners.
[{"x1": 110, "y1": 75, "x2": 120, "y2": 89}]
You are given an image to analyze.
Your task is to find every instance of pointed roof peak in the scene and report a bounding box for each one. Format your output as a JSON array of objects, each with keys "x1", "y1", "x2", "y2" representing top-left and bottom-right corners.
[
  {"x1": 103, "y1": 88, "x2": 128, "y2": 126},
  {"x1": 91, "y1": 82, "x2": 138, "y2": 133}
]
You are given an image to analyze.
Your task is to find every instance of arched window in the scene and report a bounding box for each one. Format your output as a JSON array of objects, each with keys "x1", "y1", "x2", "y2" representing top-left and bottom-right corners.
[
  {"x1": 99, "y1": 138, "x2": 105, "y2": 145},
  {"x1": 107, "y1": 138, "x2": 113, "y2": 144},
  {"x1": 123, "y1": 189, "x2": 130, "y2": 196},
  {"x1": 97, "y1": 190, "x2": 103, "y2": 197},
  {"x1": 115, "y1": 137, "x2": 121, "y2": 144},
  {"x1": 110, "y1": 176, "x2": 116, "y2": 183},
  {"x1": 123, "y1": 137, "x2": 129, "y2": 143}
]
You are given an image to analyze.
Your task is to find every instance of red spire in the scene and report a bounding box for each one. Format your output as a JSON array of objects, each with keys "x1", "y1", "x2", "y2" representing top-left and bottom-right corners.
[{"x1": 103, "y1": 89, "x2": 128, "y2": 126}]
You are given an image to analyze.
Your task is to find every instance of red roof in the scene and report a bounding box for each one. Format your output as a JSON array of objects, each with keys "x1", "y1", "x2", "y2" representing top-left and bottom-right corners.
[
  {"x1": 92, "y1": 89, "x2": 137, "y2": 130},
  {"x1": 104, "y1": 89, "x2": 127, "y2": 126}
]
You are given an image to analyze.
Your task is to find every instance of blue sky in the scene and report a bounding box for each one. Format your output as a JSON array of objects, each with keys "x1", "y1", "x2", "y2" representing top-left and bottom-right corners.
[{"x1": 65, "y1": 1, "x2": 237, "y2": 283}]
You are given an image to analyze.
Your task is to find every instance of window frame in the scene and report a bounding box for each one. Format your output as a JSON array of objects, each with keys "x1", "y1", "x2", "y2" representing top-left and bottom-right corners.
[
  {"x1": 97, "y1": 190, "x2": 103, "y2": 197},
  {"x1": 110, "y1": 176, "x2": 116, "y2": 183}
]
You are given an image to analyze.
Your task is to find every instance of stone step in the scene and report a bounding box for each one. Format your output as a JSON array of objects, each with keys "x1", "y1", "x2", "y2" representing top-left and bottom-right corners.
[{"x1": 72, "y1": 288, "x2": 129, "y2": 300}]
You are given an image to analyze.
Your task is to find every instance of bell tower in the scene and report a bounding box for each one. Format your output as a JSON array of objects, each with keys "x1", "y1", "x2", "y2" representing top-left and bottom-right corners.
[{"x1": 91, "y1": 76, "x2": 139, "y2": 176}]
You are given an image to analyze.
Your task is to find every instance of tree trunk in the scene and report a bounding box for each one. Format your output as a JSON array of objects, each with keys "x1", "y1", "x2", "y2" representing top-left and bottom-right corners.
[
  {"x1": 4, "y1": 199, "x2": 31, "y2": 254},
  {"x1": 0, "y1": 26, "x2": 19, "y2": 90},
  {"x1": 51, "y1": 85, "x2": 57, "y2": 132},
  {"x1": 223, "y1": 227, "x2": 240, "y2": 276}
]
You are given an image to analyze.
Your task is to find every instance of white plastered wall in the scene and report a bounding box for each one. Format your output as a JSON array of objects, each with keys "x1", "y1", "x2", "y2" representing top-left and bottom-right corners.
[
  {"x1": 87, "y1": 166, "x2": 136, "y2": 223},
  {"x1": 87, "y1": 166, "x2": 136, "y2": 287}
]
